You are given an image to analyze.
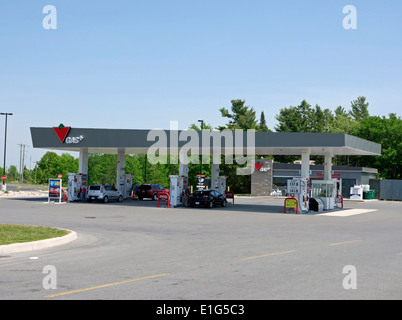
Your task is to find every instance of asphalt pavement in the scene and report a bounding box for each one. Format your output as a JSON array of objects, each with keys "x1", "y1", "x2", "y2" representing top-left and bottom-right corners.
[{"x1": 0, "y1": 195, "x2": 401, "y2": 301}]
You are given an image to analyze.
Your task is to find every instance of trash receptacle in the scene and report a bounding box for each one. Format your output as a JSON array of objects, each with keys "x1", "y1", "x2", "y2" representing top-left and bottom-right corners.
[
  {"x1": 309, "y1": 198, "x2": 318, "y2": 211},
  {"x1": 363, "y1": 190, "x2": 375, "y2": 199},
  {"x1": 309, "y1": 198, "x2": 324, "y2": 212}
]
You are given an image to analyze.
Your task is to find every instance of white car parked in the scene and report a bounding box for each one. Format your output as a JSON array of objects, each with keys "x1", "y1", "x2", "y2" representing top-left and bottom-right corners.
[{"x1": 87, "y1": 185, "x2": 123, "y2": 203}]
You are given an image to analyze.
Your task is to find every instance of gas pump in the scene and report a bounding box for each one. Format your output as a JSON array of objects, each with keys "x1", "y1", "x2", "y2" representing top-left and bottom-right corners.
[
  {"x1": 216, "y1": 176, "x2": 227, "y2": 195},
  {"x1": 335, "y1": 179, "x2": 342, "y2": 197},
  {"x1": 169, "y1": 175, "x2": 184, "y2": 207},
  {"x1": 67, "y1": 173, "x2": 87, "y2": 202},
  {"x1": 311, "y1": 179, "x2": 339, "y2": 210},
  {"x1": 119, "y1": 174, "x2": 133, "y2": 199},
  {"x1": 287, "y1": 178, "x2": 309, "y2": 213},
  {"x1": 334, "y1": 179, "x2": 343, "y2": 208}
]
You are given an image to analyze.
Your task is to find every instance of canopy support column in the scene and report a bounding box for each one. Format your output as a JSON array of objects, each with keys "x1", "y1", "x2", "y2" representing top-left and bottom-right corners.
[
  {"x1": 300, "y1": 152, "x2": 310, "y2": 180},
  {"x1": 79, "y1": 149, "x2": 88, "y2": 175},
  {"x1": 211, "y1": 164, "x2": 220, "y2": 190},
  {"x1": 117, "y1": 149, "x2": 125, "y2": 192},
  {"x1": 324, "y1": 154, "x2": 333, "y2": 180}
]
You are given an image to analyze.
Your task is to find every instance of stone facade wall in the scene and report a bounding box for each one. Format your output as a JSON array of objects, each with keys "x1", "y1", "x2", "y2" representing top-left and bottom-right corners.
[{"x1": 251, "y1": 159, "x2": 273, "y2": 196}]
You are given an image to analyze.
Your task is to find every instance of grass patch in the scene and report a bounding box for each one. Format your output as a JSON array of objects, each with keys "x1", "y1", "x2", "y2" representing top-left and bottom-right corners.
[{"x1": 0, "y1": 225, "x2": 69, "y2": 246}]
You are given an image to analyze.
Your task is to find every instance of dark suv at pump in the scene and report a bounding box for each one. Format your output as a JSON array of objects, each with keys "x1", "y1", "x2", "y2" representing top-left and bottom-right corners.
[
  {"x1": 189, "y1": 190, "x2": 227, "y2": 208},
  {"x1": 137, "y1": 184, "x2": 166, "y2": 200}
]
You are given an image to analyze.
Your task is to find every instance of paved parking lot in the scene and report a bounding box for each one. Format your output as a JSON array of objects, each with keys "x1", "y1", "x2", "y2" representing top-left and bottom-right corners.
[{"x1": 0, "y1": 195, "x2": 401, "y2": 301}]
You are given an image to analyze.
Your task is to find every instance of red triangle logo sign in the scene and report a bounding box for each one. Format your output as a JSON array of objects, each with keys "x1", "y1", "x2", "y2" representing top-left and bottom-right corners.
[
  {"x1": 53, "y1": 124, "x2": 71, "y2": 143},
  {"x1": 254, "y1": 163, "x2": 262, "y2": 171}
]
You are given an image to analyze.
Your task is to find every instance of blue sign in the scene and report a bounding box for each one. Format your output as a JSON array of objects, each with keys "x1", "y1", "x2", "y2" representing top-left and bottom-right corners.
[{"x1": 49, "y1": 179, "x2": 62, "y2": 201}]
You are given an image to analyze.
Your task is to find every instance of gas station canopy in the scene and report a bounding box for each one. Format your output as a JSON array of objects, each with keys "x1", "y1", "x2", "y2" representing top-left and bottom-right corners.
[
  {"x1": 31, "y1": 126, "x2": 382, "y2": 211},
  {"x1": 30, "y1": 127, "x2": 381, "y2": 156}
]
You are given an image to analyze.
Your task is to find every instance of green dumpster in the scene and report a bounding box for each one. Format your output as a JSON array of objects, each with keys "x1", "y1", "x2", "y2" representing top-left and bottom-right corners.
[{"x1": 363, "y1": 190, "x2": 375, "y2": 199}]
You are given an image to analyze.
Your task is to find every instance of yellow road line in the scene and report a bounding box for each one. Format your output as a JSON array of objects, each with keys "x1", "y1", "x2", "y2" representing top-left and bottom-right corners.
[
  {"x1": 242, "y1": 250, "x2": 296, "y2": 261},
  {"x1": 329, "y1": 240, "x2": 361, "y2": 246},
  {"x1": 44, "y1": 273, "x2": 169, "y2": 298}
]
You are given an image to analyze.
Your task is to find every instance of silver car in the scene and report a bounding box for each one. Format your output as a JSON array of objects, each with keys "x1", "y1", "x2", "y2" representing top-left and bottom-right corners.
[{"x1": 87, "y1": 184, "x2": 123, "y2": 203}]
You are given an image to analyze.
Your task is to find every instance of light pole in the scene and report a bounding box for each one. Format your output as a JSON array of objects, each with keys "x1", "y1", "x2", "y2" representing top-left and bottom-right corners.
[
  {"x1": 198, "y1": 120, "x2": 204, "y2": 175},
  {"x1": 1, "y1": 113, "x2": 13, "y2": 191}
]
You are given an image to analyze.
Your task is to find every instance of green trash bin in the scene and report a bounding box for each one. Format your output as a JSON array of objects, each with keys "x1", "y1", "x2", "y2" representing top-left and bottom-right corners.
[{"x1": 364, "y1": 190, "x2": 376, "y2": 199}]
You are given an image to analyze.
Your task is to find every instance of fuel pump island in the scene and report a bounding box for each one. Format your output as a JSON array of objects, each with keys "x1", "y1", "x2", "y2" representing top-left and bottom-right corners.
[
  {"x1": 169, "y1": 168, "x2": 228, "y2": 207},
  {"x1": 284, "y1": 154, "x2": 344, "y2": 214}
]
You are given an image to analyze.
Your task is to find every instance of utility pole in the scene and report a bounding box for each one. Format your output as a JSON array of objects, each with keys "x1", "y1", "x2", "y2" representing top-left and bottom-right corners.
[
  {"x1": 1, "y1": 113, "x2": 13, "y2": 191},
  {"x1": 18, "y1": 144, "x2": 27, "y2": 184},
  {"x1": 18, "y1": 144, "x2": 22, "y2": 183},
  {"x1": 144, "y1": 154, "x2": 147, "y2": 183},
  {"x1": 198, "y1": 120, "x2": 204, "y2": 175},
  {"x1": 34, "y1": 161, "x2": 38, "y2": 185},
  {"x1": 22, "y1": 144, "x2": 26, "y2": 184}
]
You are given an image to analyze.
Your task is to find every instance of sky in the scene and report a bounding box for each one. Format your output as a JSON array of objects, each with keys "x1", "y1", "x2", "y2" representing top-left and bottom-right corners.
[{"x1": 0, "y1": 0, "x2": 401, "y2": 170}]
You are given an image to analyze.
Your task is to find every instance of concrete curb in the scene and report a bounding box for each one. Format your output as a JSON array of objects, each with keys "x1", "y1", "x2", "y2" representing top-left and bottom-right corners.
[{"x1": 0, "y1": 229, "x2": 77, "y2": 255}]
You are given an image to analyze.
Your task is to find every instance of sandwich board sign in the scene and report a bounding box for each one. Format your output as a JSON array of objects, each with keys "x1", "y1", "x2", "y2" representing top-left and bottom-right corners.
[{"x1": 48, "y1": 179, "x2": 62, "y2": 203}]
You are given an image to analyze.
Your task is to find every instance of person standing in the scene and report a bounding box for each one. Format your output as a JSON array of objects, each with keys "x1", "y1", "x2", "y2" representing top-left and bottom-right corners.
[
  {"x1": 183, "y1": 186, "x2": 190, "y2": 207},
  {"x1": 134, "y1": 182, "x2": 139, "y2": 200},
  {"x1": 81, "y1": 186, "x2": 86, "y2": 202}
]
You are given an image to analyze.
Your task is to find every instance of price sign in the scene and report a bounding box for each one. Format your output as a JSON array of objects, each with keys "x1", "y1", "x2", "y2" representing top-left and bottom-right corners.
[
  {"x1": 287, "y1": 179, "x2": 301, "y2": 193},
  {"x1": 196, "y1": 175, "x2": 206, "y2": 189}
]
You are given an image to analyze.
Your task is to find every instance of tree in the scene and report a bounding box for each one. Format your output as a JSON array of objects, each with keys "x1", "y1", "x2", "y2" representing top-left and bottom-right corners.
[
  {"x1": 36, "y1": 152, "x2": 62, "y2": 185},
  {"x1": 352, "y1": 113, "x2": 402, "y2": 179},
  {"x1": 60, "y1": 153, "x2": 79, "y2": 176},
  {"x1": 7, "y1": 165, "x2": 18, "y2": 182},
  {"x1": 35, "y1": 152, "x2": 78, "y2": 186},
  {"x1": 218, "y1": 99, "x2": 273, "y2": 132},
  {"x1": 125, "y1": 154, "x2": 146, "y2": 185},
  {"x1": 274, "y1": 100, "x2": 333, "y2": 164},
  {"x1": 188, "y1": 122, "x2": 213, "y2": 131},
  {"x1": 146, "y1": 162, "x2": 170, "y2": 187},
  {"x1": 275, "y1": 98, "x2": 368, "y2": 134},
  {"x1": 217, "y1": 100, "x2": 272, "y2": 193},
  {"x1": 88, "y1": 154, "x2": 117, "y2": 185},
  {"x1": 349, "y1": 96, "x2": 370, "y2": 122},
  {"x1": 274, "y1": 100, "x2": 315, "y2": 132},
  {"x1": 329, "y1": 106, "x2": 359, "y2": 134},
  {"x1": 259, "y1": 111, "x2": 270, "y2": 132},
  {"x1": 310, "y1": 105, "x2": 333, "y2": 133},
  {"x1": 219, "y1": 99, "x2": 259, "y2": 130}
]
